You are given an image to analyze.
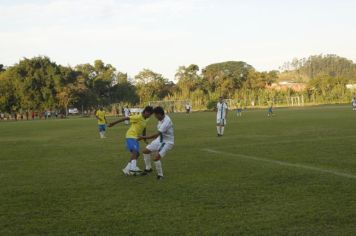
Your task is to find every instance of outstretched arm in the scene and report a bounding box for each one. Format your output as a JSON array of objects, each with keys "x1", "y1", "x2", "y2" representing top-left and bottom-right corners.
[
  {"x1": 108, "y1": 117, "x2": 129, "y2": 127},
  {"x1": 138, "y1": 132, "x2": 160, "y2": 141}
]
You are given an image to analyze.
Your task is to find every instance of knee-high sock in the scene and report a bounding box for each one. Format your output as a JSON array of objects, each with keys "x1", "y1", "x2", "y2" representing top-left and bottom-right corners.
[
  {"x1": 130, "y1": 159, "x2": 137, "y2": 170},
  {"x1": 143, "y1": 154, "x2": 152, "y2": 170},
  {"x1": 124, "y1": 162, "x2": 130, "y2": 171},
  {"x1": 221, "y1": 127, "x2": 225, "y2": 135},
  {"x1": 155, "y1": 160, "x2": 163, "y2": 177},
  {"x1": 216, "y1": 126, "x2": 221, "y2": 134}
]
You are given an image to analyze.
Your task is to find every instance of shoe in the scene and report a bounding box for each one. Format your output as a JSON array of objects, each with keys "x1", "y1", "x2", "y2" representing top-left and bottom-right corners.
[
  {"x1": 129, "y1": 167, "x2": 143, "y2": 176},
  {"x1": 130, "y1": 167, "x2": 142, "y2": 173},
  {"x1": 144, "y1": 169, "x2": 153, "y2": 173},
  {"x1": 157, "y1": 175, "x2": 164, "y2": 180}
]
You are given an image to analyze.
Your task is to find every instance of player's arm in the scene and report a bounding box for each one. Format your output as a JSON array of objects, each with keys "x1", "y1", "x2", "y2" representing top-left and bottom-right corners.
[
  {"x1": 137, "y1": 132, "x2": 160, "y2": 141},
  {"x1": 95, "y1": 110, "x2": 99, "y2": 120},
  {"x1": 108, "y1": 117, "x2": 129, "y2": 127},
  {"x1": 104, "y1": 116, "x2": 108, "y2": 124}
]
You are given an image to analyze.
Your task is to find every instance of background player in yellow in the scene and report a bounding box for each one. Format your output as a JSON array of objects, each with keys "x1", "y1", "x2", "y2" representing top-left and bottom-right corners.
[
  {"x1": 95, "y1": 106, "x2": 107, "y2": 139},
  {"x1": 108, "y1": 106, "x2": 154, "y2": 175},
  {"x1": 236, "y1": 101, "x2": 242, "y2": 117}
]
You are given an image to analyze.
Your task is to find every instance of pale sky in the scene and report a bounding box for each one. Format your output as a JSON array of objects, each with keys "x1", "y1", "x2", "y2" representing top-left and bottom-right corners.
[{"x1": 1, "y1": 0, "x2": 356, "y2": 79}]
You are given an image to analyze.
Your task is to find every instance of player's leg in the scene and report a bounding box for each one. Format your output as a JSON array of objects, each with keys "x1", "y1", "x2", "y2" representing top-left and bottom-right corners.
[
  {"x1": 143, "y1": 140, "x2": 161, "y2": 172},
  {"x1": 220, "y1": 119, "x2": 226, "y2": 136},
  {"x1": 154, "y1": 143, "x2": 173, "y2": 180},
  {"x1": 142, "y1": 149, "x2": 153, "y2": 172},
  {"x1": 98, "y1": 125, "x2": 104, "y2": 138},
  {"x1": 123, "y1": 139, "x2": 141, "y2": 175},
  {"x1": 102, "y1": 124, "x2": 107, "y2": 138},
  {"x1": 216, "y1": 117, "x2": 221, "y2": 136}
]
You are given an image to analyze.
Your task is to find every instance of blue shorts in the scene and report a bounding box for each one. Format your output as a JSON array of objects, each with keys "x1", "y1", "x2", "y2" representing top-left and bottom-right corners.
[
  {"x1": 268, "y1": 107, "x2": 273, "y2": 113},
  {"x1": 237, "y1": 109, "x2": 242, "y2": 112},
  {"x1": 98, "y1": 124, "x2": 106, "y2": 132},
  {"x1": 126, "y1": 138, "x2": 140, "y2": 153}
]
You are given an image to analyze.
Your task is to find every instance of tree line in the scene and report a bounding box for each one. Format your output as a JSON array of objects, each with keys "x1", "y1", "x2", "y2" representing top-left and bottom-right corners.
[{"x1": 0, "y1": 54, "x2": 355, "y2": 114}]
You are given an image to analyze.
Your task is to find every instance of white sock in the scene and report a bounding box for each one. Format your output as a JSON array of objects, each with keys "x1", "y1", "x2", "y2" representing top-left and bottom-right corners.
[
  {"x1": 102, "y1": 131, "x2": 106, "y2": 137},
  {"x1": 130, "y1": 159, "x2": 137, "y2": 170},
  {"x1": 221, "y1": 127, "x2": 225, "y2": 135},
  {"x1": 124, "y1": 162, "x2": 130, "y2": 171},
  {"x1": 216, "y1": 126, "x2": 220, "y2": 135},
  {"x1": 155, "y1": 160, "x2": 163, "y2": 177},
  {"x1": 143, "y1": 154, "x2": 152, "y2": 170},
  {"x1": 99, "y1": 132, "x2": 103, "y2": 138}
]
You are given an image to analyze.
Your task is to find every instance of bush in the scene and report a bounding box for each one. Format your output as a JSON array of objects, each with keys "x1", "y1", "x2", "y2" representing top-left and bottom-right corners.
[{"x1": 207, "y1": 100, "x2": 218, "y2": 111}]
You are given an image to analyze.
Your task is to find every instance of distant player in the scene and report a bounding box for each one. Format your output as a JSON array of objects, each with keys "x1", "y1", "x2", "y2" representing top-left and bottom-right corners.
[
  {"x1": 185, "y1": 103, "x2": 191, "y2": 114},
  {"x1": 267, "y1": 100, "x2": 274, "y2": 117},
  {"x1": 95, "y1": 106, "x2": 107, "y2": 139},
  {"x1": 124, "y1": 106, "x2": 131, "y2": 125},
  {"x1": 352, "y1": 97, "x2": 356, "y2": 111},
  {"x1": 216, "y1": 97, "x2": 228, "y2": 137},
  {"x1": 108, "y1": 106, "x2": 154, "y2": 176},
  {"x1": 236, "y1": 101, "x2": 242, "y2": 117},
  {"x1": 138, "y1": 106, "x2": 174, "y2": 180}
]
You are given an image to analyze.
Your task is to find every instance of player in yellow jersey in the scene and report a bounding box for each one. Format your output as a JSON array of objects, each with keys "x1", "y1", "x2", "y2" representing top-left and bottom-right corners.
[
  {"x1": 108, "y1": 106, "x2": 154, "y2": 176},
  {"x1": 95, "y1": 106, "x2": 107, "y2": 139},
  {"x1": 236, "y1": 101, "x2": 242, "y2": 117},
  {"x1": 267, "y1": 100, "x2": 274, "y2": 117}
]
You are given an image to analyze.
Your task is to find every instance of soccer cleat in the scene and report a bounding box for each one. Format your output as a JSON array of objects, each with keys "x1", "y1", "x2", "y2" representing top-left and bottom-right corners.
[
  {"x1": 144, "y1": 168, "x2": 153, "y2": 173},
  {"x1": 129, "y1": 167, "x2": 143, "y2": 176},
  {"x1": 157, "y1": 175, "x2": 164, "y2": 180}
]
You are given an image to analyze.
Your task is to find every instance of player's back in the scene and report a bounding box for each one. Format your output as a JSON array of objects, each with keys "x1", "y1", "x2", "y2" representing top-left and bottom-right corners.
[{"x1": 158, "y1": 115, "x2": 174, "y2": 144}]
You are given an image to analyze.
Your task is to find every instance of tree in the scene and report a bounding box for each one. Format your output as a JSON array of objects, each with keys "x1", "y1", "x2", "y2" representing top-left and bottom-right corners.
[
  {"x1": 202, "y1": 61, "x2": 254, "y2": 97},
  {"x1": 175, "y1": 64, "x2": 201, "y2": 98},
  {"x1": 134, "y1": 69, "x2": 172, "y2": 103}
]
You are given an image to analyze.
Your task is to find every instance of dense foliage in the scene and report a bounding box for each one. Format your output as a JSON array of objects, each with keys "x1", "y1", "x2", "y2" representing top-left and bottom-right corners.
[{"x1": 0, "y1": 54, "x2": 355, "y2": 113}]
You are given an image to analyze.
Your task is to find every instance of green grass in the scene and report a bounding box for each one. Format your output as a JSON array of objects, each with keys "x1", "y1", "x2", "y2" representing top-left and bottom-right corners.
[{"x1": 1, "y1": 105, "x2": 356, "y2": 235}]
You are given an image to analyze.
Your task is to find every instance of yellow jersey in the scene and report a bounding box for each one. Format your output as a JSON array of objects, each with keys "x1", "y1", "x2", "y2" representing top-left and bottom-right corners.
[
  {"x1": 96, "y1": 110, "x2": 106, "y2": 125},
  {"x1": 237, "y1": 102, "x2": 242, "y2": 109},
  {"x1": 267, "y1": 101, "x2": 273, "y2": 108},
  {"x1": 126, "y1": 114, "x2": 149, "y2": 139}
]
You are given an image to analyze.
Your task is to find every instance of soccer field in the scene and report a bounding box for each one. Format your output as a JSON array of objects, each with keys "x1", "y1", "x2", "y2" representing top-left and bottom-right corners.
[{"x1": 1, "y1": 105, "x2": 356, "y2": 235}]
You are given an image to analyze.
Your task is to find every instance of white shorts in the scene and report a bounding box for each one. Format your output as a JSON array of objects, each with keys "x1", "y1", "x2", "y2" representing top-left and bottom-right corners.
[
  {"x1": 217, "y1": 117, "x2": 227, "y2": 125},
  {"x1": 146, "y1": 139, "x2": 174, "y2": 158}
]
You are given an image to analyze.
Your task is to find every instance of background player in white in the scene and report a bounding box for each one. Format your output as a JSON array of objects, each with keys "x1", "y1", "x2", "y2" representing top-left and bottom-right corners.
[
  {"x1": 124, "y1": 106, "x2": 131, "y2": 125},
  {"x1": 352, "y1": 97, "x2": 356, "y2": 111},
  {"x1": 185, "y1": 103, "x2": 191, "y2": 114},
  {"x1": 216, "y1": 97, "x2": 228, "y2": 137},
  {"x1": 138, "y1": 106, "x2": 174, "y2": 180}
]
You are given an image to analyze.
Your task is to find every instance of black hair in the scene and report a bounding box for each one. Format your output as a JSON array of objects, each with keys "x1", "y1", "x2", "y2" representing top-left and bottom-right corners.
[
  {"x1": 143, "y1": 106, "x2": 154, "y2": 114},
  {"x1": 153, "y1": 106, "x2": 165, "y2": 116}
]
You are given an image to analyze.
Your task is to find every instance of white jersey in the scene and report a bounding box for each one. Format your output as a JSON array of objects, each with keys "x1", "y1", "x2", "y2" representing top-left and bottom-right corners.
[
  {"x1": 352, "y1": 99, "x2": 356, "y2": 106},
  {"x1": 124, "y1": 108, "x2": 130, "y2": 117},
  {"x1": 217, "y1": 102, "x2": 228, "y2": 119},
  {"x1": 157, "y1": 115, "x2": 174, "y2": 144}
]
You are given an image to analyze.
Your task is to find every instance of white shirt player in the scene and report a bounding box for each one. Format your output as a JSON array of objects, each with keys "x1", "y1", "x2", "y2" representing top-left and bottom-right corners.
[
  {"x1": 217, "y1": 102, "x2": 228, "y2": 120},
  {"x1": 352, "y1": 98, "x2": 356, "y2": 106},
  {"x1": 157, "y1": 115, "x2": 174, "y2": 144},
  {"x1": 124, "y1": 108, "x2": 130, "y2": 117},
  {"x1": 147, "y1": 115, "x2": 174, "y2": 159}
]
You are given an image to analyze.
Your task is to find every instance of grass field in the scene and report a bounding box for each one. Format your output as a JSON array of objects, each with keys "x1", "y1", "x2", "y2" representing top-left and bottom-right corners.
[{"x1": 1, "y1": 105, "x2": 356, "y2": 235}]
